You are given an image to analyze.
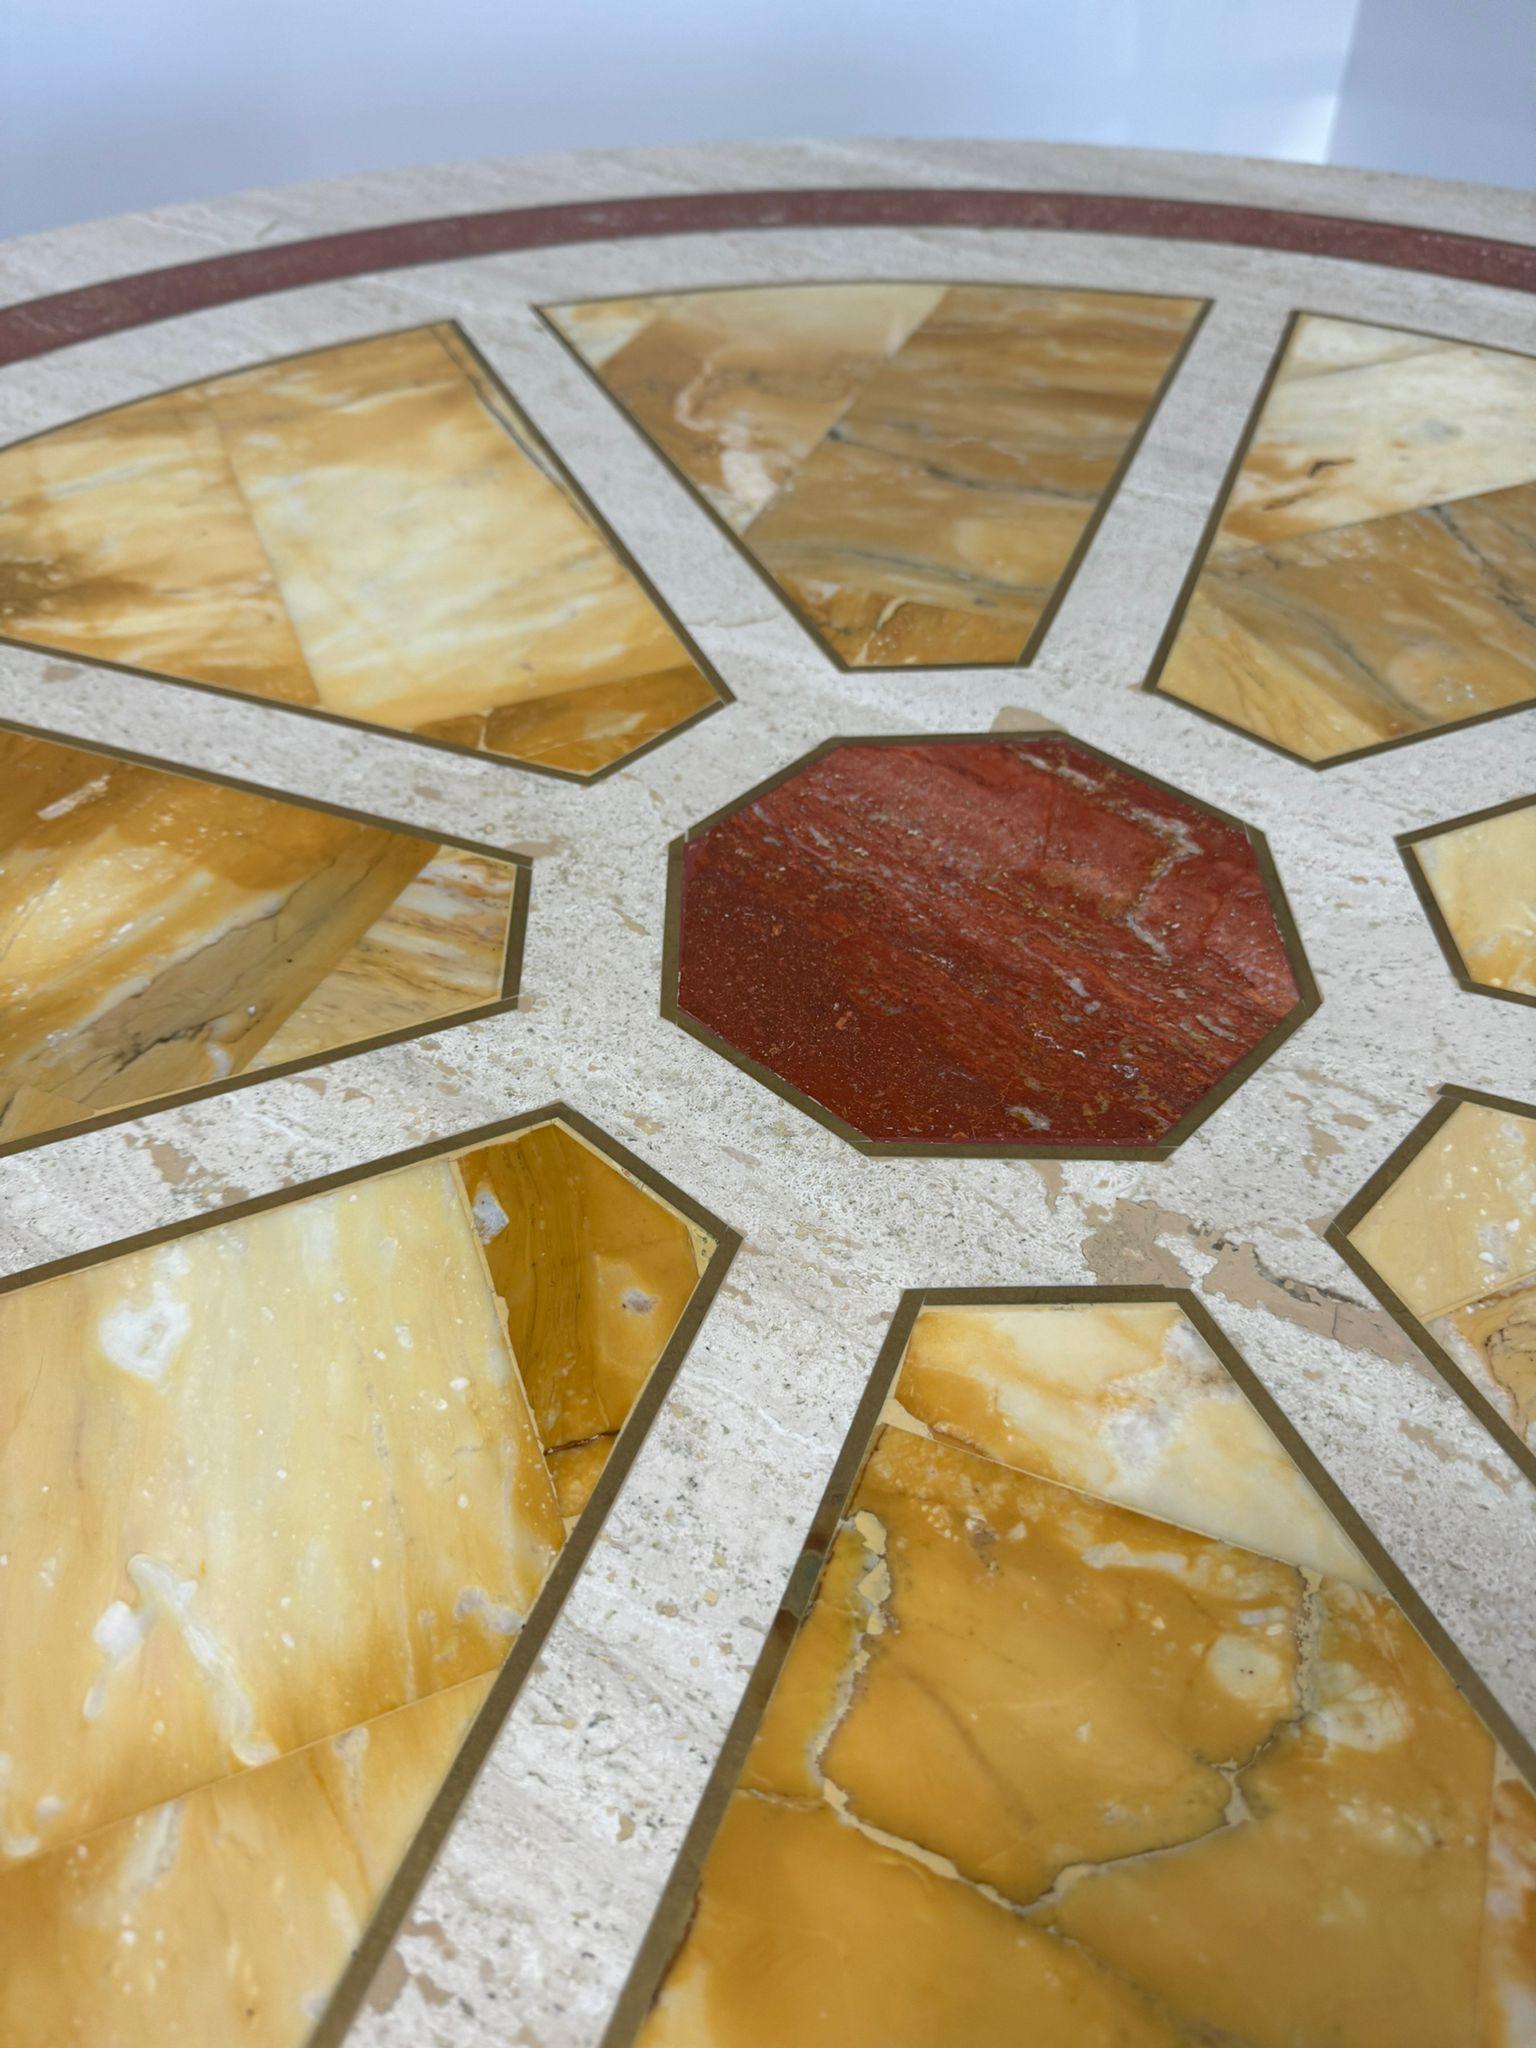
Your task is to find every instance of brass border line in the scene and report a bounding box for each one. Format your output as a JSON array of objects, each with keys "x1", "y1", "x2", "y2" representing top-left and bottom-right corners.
[
  {"x1": 533, "y1": 281, "x2": 1213, "y2": 677},
  {"x1": 0, "y1": 318, "x2": 733, "y2": 788},
  {"x1": 0, "y1": 1099, "x2": 740, "y2": 2048},
  {"x1": 1397, "y1": 794, "x2": 1536, "y2": 1012},
  {"x1": 601, "y1": 1279, "x2": 1536, "y2": 2048},
  {"x1": 1140, "y1": 306, "x2": 1536, "y2": 769},
  {"x1": 1325, "y1": 1083, "x2": 1536, "y2": 1487},
  {"x1": 658, "y1": 727, "x2": 1320, "y2": 1160},
  {"x1": 0, "y1": 713, "x2": 535, "y2": 1166}
]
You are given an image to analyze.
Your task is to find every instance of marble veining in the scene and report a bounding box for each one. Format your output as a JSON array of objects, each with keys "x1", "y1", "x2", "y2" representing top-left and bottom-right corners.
[
  {"x1": 1155, "y1": 314, "x2": 1536, "y2": 761},
  {"x1": 1346, "y1": 1099, "x2": 1536, "y2": 1453},
  {"x1": 0, "y1": 1118, "x2": 721, "y2": 2044},
  {"x1": 1408, "y1": 802, "x2": 1536, "y2": 1001},
  {"x1": 675, "y1": 735, "x2": 1306, "y2": 1149},
  {"x1": 632, "y1": 1300, "x2": 1536, "y2": 2047},
  {"x1": 0, "y1": 729, "x2": 520, "y2": 1145},
  {"x1": 547, "y1": 283, "x2": 1203, "y2": 666},
  {"x1": 0, "y1": 325, "x2": 725, "y2": 776}
]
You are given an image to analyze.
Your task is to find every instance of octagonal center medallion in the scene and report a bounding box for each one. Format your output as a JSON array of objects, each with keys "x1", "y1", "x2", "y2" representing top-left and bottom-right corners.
[{"x1": 669, "y1": 734, "x2": 1315, "y2": 1153}]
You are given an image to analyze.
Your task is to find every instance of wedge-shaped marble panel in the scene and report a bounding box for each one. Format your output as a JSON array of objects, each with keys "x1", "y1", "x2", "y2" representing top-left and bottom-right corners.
[
  {"x1": 1150, "y1": 313, "x2": 1536, "y2": 764},
  {"x1": 1331, "y1": 1088, "x2": 1536, "y2": 1483},
  {"x1": 611, "y1": 1292, "x2": 1536, "y2": 2048},
  {"x1": 0, "y1": 1108, "x2": 731, "y2": 2046},
  {"x1": 0, "y1": 325, "x2": 727, "y2": 779},
  {"x1": 543, "y1": 282, "x2": 1205, "y2": 668},
  {"x1": 0, "y1": 725, "x2": 527, "y2": 1154},
  {"x1": 1401, "y1": 798, "x2": 1536, "y2": 1006},
  {"x1": 666, "y1": 731, "x2": 1315, "y2": 1155}
]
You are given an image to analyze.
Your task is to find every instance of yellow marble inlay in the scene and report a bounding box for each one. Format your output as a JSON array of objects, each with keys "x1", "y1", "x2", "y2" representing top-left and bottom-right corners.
[
  {"x1": 1412, "y1": 803, "x2": 1536, "y2": 1000},
  {"x1": 637, "y1": 1299, "x2": 1534, "y2": 2047},
  {"x1": 1156, "y1": 314, "x2": 1536, "y2": 761},
  {"x1": 547, "y1": 283, "x2": 1203, "y2": 667},
  {"x1": 0, "y1": 325, "x2": 724, "y2": 776},
  {"x1": 0, "y1": 730, "x2": 520, "y2": 1145},
  {"x1": 0, "y1": 1119, "x2": 719, "y2": 2045},
  {"x1": 1348, "y1": 1099, "x2": 1536, "y2": 1446}
]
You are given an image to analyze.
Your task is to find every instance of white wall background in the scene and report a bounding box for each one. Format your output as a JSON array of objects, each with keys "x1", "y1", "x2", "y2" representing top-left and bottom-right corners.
[{"x1": 0, "y1": 0, "x2": 1529, "y2": 240}]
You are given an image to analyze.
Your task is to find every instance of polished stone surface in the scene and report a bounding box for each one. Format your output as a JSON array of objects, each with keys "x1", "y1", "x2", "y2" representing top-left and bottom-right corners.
[
  {"x1": 0, "y1": 727, "x2": 520, "y2": 1146},
  {"x1": 547, "y1": 283, "x2": 1202, "y2": 666},
  {"x1": 633, "y1": 1300, "x2": 1533, "y2": 2048},
  {"x1": 674, "y1": 734, "x2": 1307, "y2": 1149},
  {"x1": 0, "y1": 326, "x2": 724, "y2": 776},
  {"x1": 0, "y1": 1117, "x2": 720, "y2": 2044},
  {"x1": 1153, "y1": 315, "x2": 1536, "y2": 762},
  {"x1": 1408, "y1": 802, "x2": 1536, "y2": 1001}
]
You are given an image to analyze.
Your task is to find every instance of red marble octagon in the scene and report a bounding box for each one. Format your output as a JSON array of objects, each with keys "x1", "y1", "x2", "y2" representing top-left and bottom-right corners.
[{"x1": 669, "y1": 734, "x2": 1315, "y2": 1152}]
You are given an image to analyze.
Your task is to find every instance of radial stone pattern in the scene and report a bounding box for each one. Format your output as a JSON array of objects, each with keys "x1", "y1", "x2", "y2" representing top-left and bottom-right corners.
[
  {"x1": 629, "y1": 1297, "x2": 1536, "y2": 2048},
  {"x1": 672, "y1": 734, "x2": 1311, "y2": 1151},
  {"x1": 1153, "y1": 314, "x2": 1536, "y2": 763},
  {"x1": 0, "y1": 324, "x2": 725, "y2": 776},
  {"x1": 0, "y1": 1117, "x2": 721, "y2": 2046},
  {"x1": 545, "y1": 282, "x2": 1204, "y2": 667},
  {"x1": 0, "y1": 728, "x2": 524, "y2": 1149}
]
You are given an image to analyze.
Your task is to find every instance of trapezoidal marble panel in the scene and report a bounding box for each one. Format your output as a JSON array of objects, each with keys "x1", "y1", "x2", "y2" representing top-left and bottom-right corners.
[
  {"x1": 0, "y1": 324, "x2": 728, "y2": 779},
  {"x1": 666, "y1": 732, "x2": 1315, "y2": 1155},
  {"x1": 1401, "y1": 798, "x2": 1536, "y2": 1006},
  {"x1": 0, "y1": 725, "x2": 528, "y2": 1153},
  {"x1": 1148, "y1": 313, "x2": 1536, "y2": 764},
  {"x1": 610, "y1": 1292, "x2": 1536, "y2": 2048},
  {"x1": 542, "y1": 282, "x2": 1206, "y2": 668},
  {"x1": 0, "y1": 1109, "x2": 732, "y2": 2046},
  {"x1": 1330, "y1": 1088, "x2": 1536, "y2": 1483}
]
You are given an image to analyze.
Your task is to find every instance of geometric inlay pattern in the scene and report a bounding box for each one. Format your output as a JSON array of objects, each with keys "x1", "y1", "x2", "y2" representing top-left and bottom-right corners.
[
  {"x1": 1401, "y1": 798, "x2": 1536, "y2": 1005},
  {"x1": 0, "y1": 1110, "x2": 732, "y2": 2046},
  {"x1": 1149, "y1": 313, "x2": 1536, "y2": 764},
  {"x1": 668, "y1": 733, "x2": 1316, "y2": 1155},
  {"x1": 0, "y1": 325, "x2": 727, "y2": 779},
  {"x1": 1330, "y1": 1088, "x2": 1536, "y2": 1483},
  {"x1": 543, "y1": 283, "x2": 1206, "y2": 668},
  {"x1": 609, "y1": 1292, "x2": 1536, "y2": 2048},
  {"x1": 0, "y1": 726, "x2": 528, "y2": 1153}
]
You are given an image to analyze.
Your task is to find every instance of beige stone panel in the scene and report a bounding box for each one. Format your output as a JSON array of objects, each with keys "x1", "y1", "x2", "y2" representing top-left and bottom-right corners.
[
  {"x1": 1349, "y1": 1101, "x2": 1536, "y2": 1322},
  {"x1": 636, "y1": 1791, "x2": 1181, "y2": 2048},
  {"x1": 0, "y1": 1674, "x2": 490, "y2": 2048},
  {"x1": 744, "y1": 285, "x2": 1201, "y2": 665},
  {"x1": 208, "y1": 326, "x2": 703, "y2": 734},
  {"x1": 456, "y1": 1121, "x2": 712, "y2": 1461},
  {"x1": 0, "y1": 732, "x2": 434, "y2": 1136},
  {"x1": 889, "y1": 1300, "x2": 1374, "y2": 1584},
  {"x1": 1040, "y1": 1577, "x2": 1495, "y2": 2048},
  {"x1": 1434, "y1": 1281, "x2": 1536, "y2": 1444},
  {"x1": 1415, "y1": 803, "x2": 1536, "y2": 998},
  {"x1": 0, "y1": 1159, "x2": 562, "y2": 1863},
  {"x1": 251, "y1": 847, "x2": 517, "y2": 1070},
  {"x1": 1481, "y1": 1758, "x2": 1536, "y2": 2048},
  {"x1": 1216, "y1": 315, "x2": 1536, "y2": 552},
  {"x1": 0, "y1": 389, "x2": 316, "y2": 701},
  {"x1": 552, "y1": 284, "x2": 947, "y2": 530},
  {"x1": 1160, "y1": 482, "x2": 1536, "y2": 759}
]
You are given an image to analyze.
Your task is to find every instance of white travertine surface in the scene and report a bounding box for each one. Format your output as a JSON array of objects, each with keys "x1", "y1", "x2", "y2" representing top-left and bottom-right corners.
[{"x1": 0, "y1": 139, "x2": 1532, "y2": 2048}]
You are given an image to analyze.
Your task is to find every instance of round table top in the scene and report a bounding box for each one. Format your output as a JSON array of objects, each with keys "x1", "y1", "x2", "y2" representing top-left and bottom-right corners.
[{"x1": 0, "y1": 140, "x2": 1532, "y2": 2048}]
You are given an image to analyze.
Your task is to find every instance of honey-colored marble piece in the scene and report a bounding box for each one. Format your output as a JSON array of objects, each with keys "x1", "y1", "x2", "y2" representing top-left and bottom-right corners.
[
  {"x1": 637, "y1": 1301, "x2": 1531, "y2": 2046},
  {"x1": 1348, "y1": 1100, "x2": 1536, "y2": 1444},
  {"x1": 550, "y1": 283, "x2": 1202, "y2": 666},
  {"x1": 0, "y1": 1159, "x2": 562, "y2": 1863},
  {"x1": 0, "y1": 731, "x2": 437, "y2": 1141},
  {"x1": 0, "y1": 1674, "x2": 491, "y2": 2048},
  {"x1": 457, "y1": 1122, "x2": 714, "y2": 1507},
  {"x1": 0, "y1": 325, "x2": 723, "y2": 775},
  {"x1": 1156, "y1": 315, "x2": 1536, "y2": 760},
  {"x1": 0, "y1": 730, "x2": 519, "y2": 1144},
  {"x1": 1412, "y1": 802, "x2": 1536, "y2": 999}
]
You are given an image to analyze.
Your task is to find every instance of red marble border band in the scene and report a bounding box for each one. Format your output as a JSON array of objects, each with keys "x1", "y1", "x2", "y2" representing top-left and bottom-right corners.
[{"x1": 3, "y1": 186, "x2": 1532, "y2": 366}]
